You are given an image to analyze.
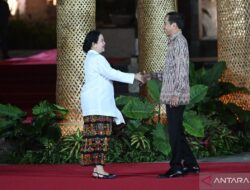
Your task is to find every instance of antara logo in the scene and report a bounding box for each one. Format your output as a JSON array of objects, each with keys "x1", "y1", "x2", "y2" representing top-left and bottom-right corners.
[{"x1": 214, "y1": 177, "x2": 250, "y2": 184}]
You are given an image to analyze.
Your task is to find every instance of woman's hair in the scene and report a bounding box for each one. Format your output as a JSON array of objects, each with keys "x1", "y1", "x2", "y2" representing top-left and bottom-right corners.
[{"x1": 82, "y1": 30, "x2": 101, "y2": 53}]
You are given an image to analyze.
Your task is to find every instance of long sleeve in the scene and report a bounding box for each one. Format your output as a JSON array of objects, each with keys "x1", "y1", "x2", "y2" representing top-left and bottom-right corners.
[
  {"x1": 173, "y1": 42, "x2": 189, "y2": 97},
  {"x1": 96, "y1": 55, "x2": 135, "y2": 84},
  {"x1": 159, "y1": 32, "x2": 190, "y2": 105},
  {"x1": 151, "y1": 71, "x2": 163, "y2": 81}
]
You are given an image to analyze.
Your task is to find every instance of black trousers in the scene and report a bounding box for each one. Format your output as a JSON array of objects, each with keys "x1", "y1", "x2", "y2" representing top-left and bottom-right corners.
[{"x1": 166, "y1": 105, "x2": 198, "y2": 170}]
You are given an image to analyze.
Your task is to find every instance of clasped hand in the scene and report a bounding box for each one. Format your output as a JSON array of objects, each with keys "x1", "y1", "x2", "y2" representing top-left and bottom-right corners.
[{"x1": 134, "y1": 71, "x2": 151, "y2": 84}]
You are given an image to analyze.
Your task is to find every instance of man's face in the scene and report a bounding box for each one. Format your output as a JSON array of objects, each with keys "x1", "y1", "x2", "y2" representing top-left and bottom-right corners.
[{"x1": 163, "y1": 16, "x2": 174, "y2": 36}]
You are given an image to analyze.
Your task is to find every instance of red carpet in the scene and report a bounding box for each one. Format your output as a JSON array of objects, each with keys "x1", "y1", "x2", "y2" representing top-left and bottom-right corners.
[
  {"x1": 0, "y1": 49, "x2": 57, "y2": 66},
  {"x1": 0, "y1": 162, "x2": 249, "y2": 190},
  {"x1": 0, "y1": 49, "x2": 128, "y2": 66}
]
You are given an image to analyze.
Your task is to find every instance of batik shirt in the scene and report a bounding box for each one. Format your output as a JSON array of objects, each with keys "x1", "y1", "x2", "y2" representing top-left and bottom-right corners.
[{"x1": 152, "y1": 31, "x2": 190, "y2": 105}]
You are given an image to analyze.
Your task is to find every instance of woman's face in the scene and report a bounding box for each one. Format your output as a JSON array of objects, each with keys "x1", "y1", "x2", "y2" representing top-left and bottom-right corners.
[{"x1": 92, "y1": 34, "x2": 105, "y2": 53}]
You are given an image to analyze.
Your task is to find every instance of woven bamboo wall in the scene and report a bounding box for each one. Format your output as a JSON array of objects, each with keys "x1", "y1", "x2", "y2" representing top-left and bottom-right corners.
[
  {"x1": 137, "y1": 0, "x2": 176, "y2": 115},
  {"x1": 56, "y1": 0, "x2": 96, "y2": 135},
  {"x1": 217, "y1": 0, "x2": 250, "y2": 110}
]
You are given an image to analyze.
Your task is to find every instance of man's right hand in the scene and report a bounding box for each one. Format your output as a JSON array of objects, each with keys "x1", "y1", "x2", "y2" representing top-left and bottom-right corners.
[{"x1": 142, "y1": 71, "x2": 151, "y2": 81}]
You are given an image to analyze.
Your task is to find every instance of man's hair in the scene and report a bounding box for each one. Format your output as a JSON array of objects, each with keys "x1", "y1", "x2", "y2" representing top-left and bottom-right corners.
[
  {"x1": 166, "y1": 12, "x2": 184, "y2": 30},
  {"x1": 82, "y1": 30, "x2": 101, "y2": 53}
]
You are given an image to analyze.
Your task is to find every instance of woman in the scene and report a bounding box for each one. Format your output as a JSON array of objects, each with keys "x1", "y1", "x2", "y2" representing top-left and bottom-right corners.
[{"x1": 80, "y1": 30, "x2": 144, "y2": 179}]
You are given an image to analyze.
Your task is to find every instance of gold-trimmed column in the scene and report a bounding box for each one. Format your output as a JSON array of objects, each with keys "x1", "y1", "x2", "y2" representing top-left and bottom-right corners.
[
  {"x1": 137, "y1": 0, "x2": 176, "y2": 73},
  {"x1": 218, "y1": 0, "x2": 250, "y2": 110},
  {"x1": 56, "y1": 0, "x2": 96, "y2": 135},
  {"x1": 137, "y1": 0, "x2": 177, "y2": 119}
]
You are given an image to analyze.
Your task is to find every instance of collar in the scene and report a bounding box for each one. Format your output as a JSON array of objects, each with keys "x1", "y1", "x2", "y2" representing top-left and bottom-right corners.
[
  {"x1": 89, "y1": 49, "x2": 99, "y2": 54},
  {"x1": 169, "y1": 31, "x2": 182, "y2": 41}
]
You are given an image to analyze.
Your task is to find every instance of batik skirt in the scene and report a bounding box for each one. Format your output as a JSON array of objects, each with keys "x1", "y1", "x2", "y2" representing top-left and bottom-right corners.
[{"x1": 80, "y1": 115, "x2": 113, "y2": 166}]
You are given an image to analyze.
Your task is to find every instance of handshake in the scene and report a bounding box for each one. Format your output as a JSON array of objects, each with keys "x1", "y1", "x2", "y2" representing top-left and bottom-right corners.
[{"x1": 134, "y1": 71, "x2": 151, "y2": 84}]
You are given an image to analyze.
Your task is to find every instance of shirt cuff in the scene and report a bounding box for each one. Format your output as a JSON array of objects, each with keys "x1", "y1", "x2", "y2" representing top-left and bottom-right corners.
[{"x1": 150, "y1": 72, "x2": 157, "y2": 79}]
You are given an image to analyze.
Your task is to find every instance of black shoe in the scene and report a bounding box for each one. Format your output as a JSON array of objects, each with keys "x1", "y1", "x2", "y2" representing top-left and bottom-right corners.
[
  {"x1": 182, "y1": 165, "x2": 200, "y2": 174},
  {"x1": 159, "y1": 168, "x2": 183, "y2": 178},
  {"x1": 92, "y1": 172, "x2": 116, "y2": 179}
]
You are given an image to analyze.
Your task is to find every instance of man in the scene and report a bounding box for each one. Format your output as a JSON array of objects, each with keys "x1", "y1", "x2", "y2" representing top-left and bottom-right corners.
[
  {"x1": 0, "y1": 0, "x2": 11, "y2": 59},
  {"x1": 146, "y1": 12, "x2": 200, "y2": 178}
]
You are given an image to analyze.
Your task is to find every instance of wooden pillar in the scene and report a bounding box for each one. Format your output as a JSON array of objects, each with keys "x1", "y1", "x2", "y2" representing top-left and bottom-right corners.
[
  {"x1": 56, "y1": 0, "x2": 96, "y2": 134},
  {"x1": 218, "y1": 0, "x2": 250, "y2": 110},
  {"x1": 137, "y1": 0, "x2": 177, "y2": 116},
  {"x1": 137, "y1": 0, "x2": 176, "y2": 73}
]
